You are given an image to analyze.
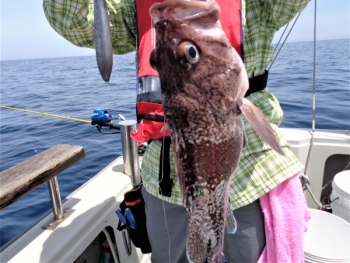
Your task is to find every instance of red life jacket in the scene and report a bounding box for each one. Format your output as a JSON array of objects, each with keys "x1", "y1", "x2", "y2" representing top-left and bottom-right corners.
[{"x1": 130, "y1": 0, "x2": 243, "y2": 143}]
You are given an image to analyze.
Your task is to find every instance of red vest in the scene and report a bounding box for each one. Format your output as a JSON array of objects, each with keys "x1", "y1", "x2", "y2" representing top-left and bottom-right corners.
[{"x1": 130, "y1": 0, "x2": 243, "y2": 143}]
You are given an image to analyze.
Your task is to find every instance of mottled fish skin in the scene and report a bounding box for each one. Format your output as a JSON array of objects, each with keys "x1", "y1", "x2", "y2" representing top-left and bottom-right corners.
[
  {"x1": 94, "y1": 0, "x2": 113, "y2": 82},
  {"x1": 149, "y1": 1, "x2": 283, "y2": 262}
]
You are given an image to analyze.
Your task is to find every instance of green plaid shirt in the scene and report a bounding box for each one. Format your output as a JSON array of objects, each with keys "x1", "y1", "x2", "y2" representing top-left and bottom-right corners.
[{"x1": 44, "y1": 0, "x2": 310, "y2": 209}]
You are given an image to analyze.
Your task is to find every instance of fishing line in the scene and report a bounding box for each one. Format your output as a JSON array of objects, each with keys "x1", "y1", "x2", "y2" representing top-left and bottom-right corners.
[
  {"x1": 141, "y1": 119, "x2": 172, "y2": 262},
  {"x1": 5, "y1": 106, "x2": 93, "y2": 183},
  {"x1": 302, "y1": 0, "x2": 325, "y2": 210},
  {"x1": 0, "y1": 105, "x2": 90, "y2": 124},
  {"x1": 67, "y1": 168, "x2": 93, "y2": 180},
  {"x1": 160, "y1": 122, "x2": 172, "y2": 263},
  {"x1": 273, "y1": 22, "x2": 290, "y2": 55},
  {"x1": 20, "y1": 125, "x2": 92, "y2": 180},
  {"x1": 268, "y1": 11, "x2": 302, "y2": 71},
  {"x1": 268, "y1": 0, "x2": 323, "y2": 209},
  {"x1": 21, "y1": 125, "x2": 38, "y2": 153},
  {"x1": 268, "y1": 0, "x2": 305, "y2": 71}
]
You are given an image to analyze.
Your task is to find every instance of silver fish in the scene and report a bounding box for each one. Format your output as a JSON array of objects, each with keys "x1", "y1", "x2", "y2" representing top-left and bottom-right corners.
[
  {"x1": 149, "y1": 1, "x2": 284, "y2": 262},
  {"x1": 94, "y1": 0, "x2": 113, "y2": 82}
]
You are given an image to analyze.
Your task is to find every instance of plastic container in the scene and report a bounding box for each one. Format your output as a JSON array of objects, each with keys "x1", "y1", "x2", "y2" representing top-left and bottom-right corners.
[
  {"x1": 304, "y1": 209, "x2": 350, "y2": 263},
  {"x1": 101, "y1": 240, "x2": 114, "y2": 263},
  {"x1": 331, "y1": 170, "x2": 350, "y2": 223}
]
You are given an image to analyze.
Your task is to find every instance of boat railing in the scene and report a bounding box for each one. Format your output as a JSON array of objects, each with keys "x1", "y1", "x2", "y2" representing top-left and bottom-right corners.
[
  {"x1": 0, "y1": 144, "x2": 85, "y2": 229},
  {"x1": 0, "y1": 120, "x2": 140, "y2": 231}
]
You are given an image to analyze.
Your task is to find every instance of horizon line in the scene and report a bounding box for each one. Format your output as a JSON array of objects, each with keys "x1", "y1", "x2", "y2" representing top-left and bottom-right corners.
[{"x1": 1, "y1": 37, "x2": 349, "y2": 62}]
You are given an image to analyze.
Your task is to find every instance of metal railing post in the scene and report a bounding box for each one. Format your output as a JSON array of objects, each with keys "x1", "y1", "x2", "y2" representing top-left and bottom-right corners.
[
  {"x1": 47, "y1": 177, "x2": 64, "y2": 220},
  {"x1": 119, "y1": 120, "x2": 140, "y2": 185}
]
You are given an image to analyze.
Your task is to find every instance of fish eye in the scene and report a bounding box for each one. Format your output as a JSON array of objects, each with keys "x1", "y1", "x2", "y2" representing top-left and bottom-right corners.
[{"x1": 177, "y1": 42, "x2": 200, "y2": 66}]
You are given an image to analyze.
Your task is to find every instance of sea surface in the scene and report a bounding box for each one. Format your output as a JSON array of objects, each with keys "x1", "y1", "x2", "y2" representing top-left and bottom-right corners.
[{"x1": 0, "y1": 38, "x2": 349, "y2": 248}]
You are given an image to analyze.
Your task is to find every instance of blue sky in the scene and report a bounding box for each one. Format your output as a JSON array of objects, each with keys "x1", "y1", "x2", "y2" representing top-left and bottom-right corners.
[{"x1": 1, "y1": 0, "x2": 349, "y2": 61}]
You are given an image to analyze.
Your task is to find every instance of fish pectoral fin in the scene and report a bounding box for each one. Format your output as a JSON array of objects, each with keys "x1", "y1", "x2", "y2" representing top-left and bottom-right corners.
[
  {"x1": 160, "y1": 122, "x2": 170, "y2": 132},
  {"x1": 225, "y1": 206, "x2": 237, "y2": 234},
  {"x1": 238, "y1": 98, "x2": 285, "y2": 156}
]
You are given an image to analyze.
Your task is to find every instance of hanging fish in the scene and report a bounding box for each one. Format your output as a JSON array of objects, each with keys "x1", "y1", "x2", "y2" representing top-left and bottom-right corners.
[
  {"x1": 94, "y1": 0, "x2": 113, "y2": 82},
  {"x1": 149, "y1": 0, "x2": 284, "y2": 262}
]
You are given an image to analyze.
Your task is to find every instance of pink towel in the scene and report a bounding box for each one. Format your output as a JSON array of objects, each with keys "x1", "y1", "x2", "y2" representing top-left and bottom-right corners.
[{"x1": 258, "y1": 174, "x2": 312, "y2": 263}]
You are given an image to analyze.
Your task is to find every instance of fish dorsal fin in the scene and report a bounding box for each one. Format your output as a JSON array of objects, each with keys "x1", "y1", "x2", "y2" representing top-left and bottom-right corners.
[{"x1": 238, "y1": 98, "x2": 285, "y2": 156}]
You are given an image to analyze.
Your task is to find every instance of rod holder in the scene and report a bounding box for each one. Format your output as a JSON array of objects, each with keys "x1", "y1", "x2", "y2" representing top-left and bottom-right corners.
[
  {"x1": 47, "y1": 177, "x2": 64, "y2": 220},
  {"x1": 119, "y1": 120, "x2": 140, "y2": 185}
]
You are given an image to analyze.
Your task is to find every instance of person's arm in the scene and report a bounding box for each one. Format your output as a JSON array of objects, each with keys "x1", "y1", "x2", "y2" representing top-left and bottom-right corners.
[
  {"x1": 43, "y1": 0, "x2": 136, "y2": 54},
  {"x1": 262, "y1": 0, "x2": 311, "y2": 30}
]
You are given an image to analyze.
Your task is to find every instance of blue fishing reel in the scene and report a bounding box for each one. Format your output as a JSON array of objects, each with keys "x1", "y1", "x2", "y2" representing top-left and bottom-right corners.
[
  {"x1": 90, "y1": 109, "x2": 146, "y2": 154},
  {"x1": 91, "y1": 109, "x2": 121, "y2": 134},
  {"x1": 91, "y1": 109, "x2": 112, "y2": 126}
]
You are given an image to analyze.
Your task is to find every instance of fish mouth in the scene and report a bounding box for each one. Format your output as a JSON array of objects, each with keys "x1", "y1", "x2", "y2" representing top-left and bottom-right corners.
[{"x1": 150, "y1": 0, "x2": 220, "y2": 24}]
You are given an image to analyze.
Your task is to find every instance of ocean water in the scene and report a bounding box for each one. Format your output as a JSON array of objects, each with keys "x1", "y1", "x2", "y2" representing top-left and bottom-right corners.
[{"x1": 0, "y1": 38, "x2": 349, "y2": 248}]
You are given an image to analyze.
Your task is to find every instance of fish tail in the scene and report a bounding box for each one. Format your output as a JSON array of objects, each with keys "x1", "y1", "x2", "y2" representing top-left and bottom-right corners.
[
  {"x1": 186, "y1": 216, "x2": 208, "y2": 263},
  {"x1": 186, "y1": 206, "x2": 224, "y2": 263},
  {"x1": 186, "y1": 184, "x2": 228, "y2": 263}
]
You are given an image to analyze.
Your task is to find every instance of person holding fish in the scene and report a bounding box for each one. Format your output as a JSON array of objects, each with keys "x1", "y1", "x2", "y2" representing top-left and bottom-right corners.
[{"x1": 44, "y1": 0, "x2": 311, "y2": 262}]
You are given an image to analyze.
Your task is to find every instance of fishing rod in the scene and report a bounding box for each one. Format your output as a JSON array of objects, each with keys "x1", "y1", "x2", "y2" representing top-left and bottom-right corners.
[{"x1": 0, "y1": 105, "x2": 122, "y2": 134}]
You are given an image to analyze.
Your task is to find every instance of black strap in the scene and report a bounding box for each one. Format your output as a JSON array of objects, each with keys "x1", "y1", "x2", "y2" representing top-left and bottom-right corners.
[
  {"x1": 136, "y1": 91, "x2": 164, "y2": 123},
  {"x1": 137, "y1": 91, "x2": 163, "y2": 103},
  {"x1": 137, "y1": 114, "x2": 165, "y2": 122},
  {"x1": 158, "y1": 138, "x2": 173, "y2": 197},
  {"x1": 245, "y1": 70, "x2": 269, "y2": 97}
]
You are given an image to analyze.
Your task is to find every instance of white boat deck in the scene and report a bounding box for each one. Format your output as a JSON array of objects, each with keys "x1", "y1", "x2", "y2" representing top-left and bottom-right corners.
[
  {"x1": 1, "y1": 156, "x2": 150, "y2": 263},
  {"x1": 281, "y1": 128, "x2": 350, "y2": 208},
  {"x1": 1, "y1": 128, "x2": 349, "y2": 263}
]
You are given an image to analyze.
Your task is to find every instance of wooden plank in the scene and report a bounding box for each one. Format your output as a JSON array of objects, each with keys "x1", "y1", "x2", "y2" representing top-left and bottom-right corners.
[{"x1": 0, "y1": 144, "x2": 85, "y2": 210}]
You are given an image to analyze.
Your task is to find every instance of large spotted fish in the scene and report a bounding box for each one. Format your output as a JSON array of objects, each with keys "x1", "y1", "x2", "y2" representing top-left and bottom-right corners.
[{"x1": 149, "y1": 1, "x2": 284, "y2": 262}]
